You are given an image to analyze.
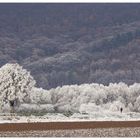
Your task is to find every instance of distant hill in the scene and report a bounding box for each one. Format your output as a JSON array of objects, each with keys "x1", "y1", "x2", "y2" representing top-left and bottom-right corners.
[{"x1": 1, "y1": 3, "x2": 140, "y2": 89}]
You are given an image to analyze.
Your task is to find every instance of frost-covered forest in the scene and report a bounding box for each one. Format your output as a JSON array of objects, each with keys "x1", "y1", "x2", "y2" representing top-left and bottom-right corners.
[
  {"x1": 1, "y1": 4, "x2": 140, "y2": 89},
  {"x1": 1, "y1": 63, "x2": 140, "y2": 119}
]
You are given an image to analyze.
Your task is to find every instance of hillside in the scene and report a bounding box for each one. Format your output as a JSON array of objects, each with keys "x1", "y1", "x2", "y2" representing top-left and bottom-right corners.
[{"x1": 1, "y1": 4, "x2": 140, "y2": 89}]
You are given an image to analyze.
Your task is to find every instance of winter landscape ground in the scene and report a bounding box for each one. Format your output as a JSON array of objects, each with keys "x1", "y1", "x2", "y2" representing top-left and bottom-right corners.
[{"x1": 1, "y1": 3, "x2": 140, "y2": 137}]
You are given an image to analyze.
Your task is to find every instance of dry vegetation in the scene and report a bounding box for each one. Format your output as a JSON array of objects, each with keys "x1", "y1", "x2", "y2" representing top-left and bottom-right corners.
[{"x1": 0, "y1": 127, "x2": 140, "y2": 137}]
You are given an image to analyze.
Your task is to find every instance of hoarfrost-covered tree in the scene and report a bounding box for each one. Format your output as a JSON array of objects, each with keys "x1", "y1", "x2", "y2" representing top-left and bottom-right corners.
[{"x1": 0, "y1": 63, "x2": 36, "y2": 112}]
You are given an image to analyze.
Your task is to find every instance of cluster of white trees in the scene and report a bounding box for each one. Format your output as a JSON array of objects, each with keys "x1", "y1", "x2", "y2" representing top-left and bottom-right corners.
[
  {"x1": 1, "y1": 63, "x2": 140, "y2": 114},
  {"x1": 45, "y1": 83, "x2": 140, "y2": 113}
]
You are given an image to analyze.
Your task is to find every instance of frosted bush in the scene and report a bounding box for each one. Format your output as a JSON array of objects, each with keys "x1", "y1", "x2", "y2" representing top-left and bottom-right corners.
[
  {"x1": 17, "y1": 103, "x2": 54, "y2": 113},
  {"x1": 79, "y1": 103, "x2": 102, "y2": 114}
]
